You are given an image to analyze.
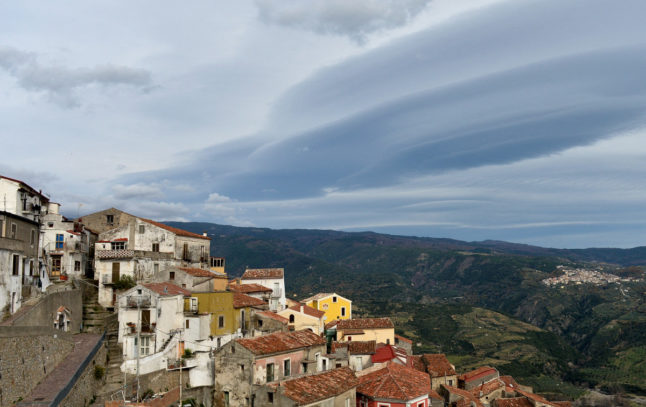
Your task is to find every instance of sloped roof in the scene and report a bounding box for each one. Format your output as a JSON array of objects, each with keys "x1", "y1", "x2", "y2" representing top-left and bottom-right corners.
[
  {"x1": 515, "y1": 388, "x2": 559, "y2": 407},
  {"x1": 279, "y1": 367, "x2": 358, "y2": 405},
  {"x1": 256, "y1": 311, "x2": 289, "y2": 324},
  {"x1": 237, "y1": 329, "x2": 325, "y2": 355},
  {"x1": 337, "y1": 318, "x2": 393, "y2": 330},
  {"x1": 494, "y1": 398, "x2": 533, "y2": 407},
  {"x1": 459, "y1": 366, "x2": 498, "y2": 383},
  {"x1": 179, "y1": 267, "x2": 224, "y2": 278},
  {"x1": 302, "y1": 293, "x2": 334, "y2": 302},
  {"x1": 286, "y1": 304, "x2": 326, "y2": 319},
  {"x1": 372, "y1": 344, "x2": 407, "y2": 364},
  {"x1": 0, "y1": 175, "x2": 49, "y2": 200},
  {"x1": 357, "y1": 363, "x2": 430, "y2": 401},
  {"x1": 242, "y1": 268, "x2": 284, "y2": 279},
  {"x1": 228, "y1": 283, "x2": 273, "y2": 293},
  {"x1": 471, "y1": 378, "x2": 504, "y2": 397},
  {"x1": 395, "y1": 334, "x2": 412, "y2": 344},
  {"x1": 331, "y1": 340, "x2": 376, "y2": 355},
  {"x1": 441, "y1": 385, "x2": 484, "y2": 407},
  {"x1": 233, "y1": 292, "x2": 266, "y2": 308},
  {"x1": 408, "y1": 355, "x2": 426, "y2": 372},
  {"x1": 140, "y1": 218, "x2": 210, "y2": 240},
  {"x1": 143, "y1": 282, "x2": 191, "y2": 297},
  {"x1": 422, "y1": 354, "x2": 457, "y2": 377}
]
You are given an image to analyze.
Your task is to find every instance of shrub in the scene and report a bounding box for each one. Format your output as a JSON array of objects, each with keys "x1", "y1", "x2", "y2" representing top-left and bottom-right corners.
[
  {"x1": 93, "y1": 365, "x2": 105, "y2": 380},
  {"x1": 113, "y1": 275, "x2": 136, "y2": 290}
]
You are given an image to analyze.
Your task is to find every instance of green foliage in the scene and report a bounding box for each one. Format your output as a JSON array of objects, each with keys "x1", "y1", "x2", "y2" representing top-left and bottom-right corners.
[
  {"x1": 93, "y1": 365, "x2": 105, "y2": 380},
  {"x1": 182, "y1": 348, "x2": 194, "y2": 359},
  {"x1": 113, "y1": 275, "x2": 136, "y2": 290}
]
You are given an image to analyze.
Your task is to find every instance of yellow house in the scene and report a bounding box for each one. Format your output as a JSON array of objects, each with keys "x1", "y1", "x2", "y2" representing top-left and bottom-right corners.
[
  {"x1": 190, "y1": 291, "x2": 264, "y2": 338},
  {"x1": 277, "y1": 304, "x2": 326, "y2": 334},
  {"x1": 303, "y1": 293, "x2": 352, "y2": 322},
  {"x1": 335, "y1": 318, "x2": 395, "y2": 345}
]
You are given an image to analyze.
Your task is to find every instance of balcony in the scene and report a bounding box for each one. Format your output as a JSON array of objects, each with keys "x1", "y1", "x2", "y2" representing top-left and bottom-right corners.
[
  {"x1": 97, "y1": 249, "x2": 134, "y2": 260},
  {"x1": 125, "y1": 295, "x2": 154, "y2": 308}
]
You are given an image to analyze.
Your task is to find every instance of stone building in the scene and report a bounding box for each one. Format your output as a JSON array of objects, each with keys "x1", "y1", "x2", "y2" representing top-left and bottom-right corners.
[
  {"x1": 84, "y1": 208, "x2": 211, "y2": 307},
  {"x1": 257, "y1": 367, "x2": 358, "y2": 407},
  {"x1": 418, "y1": 353, "x2": 458, "y2": 391},
  {"x1": 330, "y1": 340, "x2": 375, "y2": 372},
  {"x1": 214, "y1": 330, "x2": 328, "y2": 407},
  {"x1": 458, "y1": 366, "x2": 500, "y2": 390}
]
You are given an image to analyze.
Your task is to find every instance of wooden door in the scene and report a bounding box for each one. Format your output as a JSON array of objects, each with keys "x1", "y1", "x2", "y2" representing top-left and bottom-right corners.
[
  {"x1": 112, "y1": 262, "x2": 120, "y2": 282},
  {"x1": 141, "y1": 309, "x2": 151, "y2": 332}
]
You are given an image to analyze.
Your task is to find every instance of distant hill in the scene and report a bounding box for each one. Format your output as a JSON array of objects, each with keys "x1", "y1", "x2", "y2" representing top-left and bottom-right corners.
[{"x1": 167, "y1": 221, "x2": 646, "y2": 397}]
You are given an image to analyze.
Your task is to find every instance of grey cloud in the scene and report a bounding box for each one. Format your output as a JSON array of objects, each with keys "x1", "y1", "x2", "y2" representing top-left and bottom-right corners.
[
  {"x1": 112, "y1": 183, "x2": 164, "y2": 200},
  {"x1": 255, "y1": 0, "x2": 432, "y2": 42},
  {"x1": 0, "y1": 46, "x2": 152, "y2": 107}
]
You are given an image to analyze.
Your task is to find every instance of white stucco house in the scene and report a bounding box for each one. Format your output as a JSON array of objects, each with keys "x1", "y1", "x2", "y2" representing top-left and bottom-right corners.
[{"x1": 240, "y1": 268, "x2": 286, "y2": 311}]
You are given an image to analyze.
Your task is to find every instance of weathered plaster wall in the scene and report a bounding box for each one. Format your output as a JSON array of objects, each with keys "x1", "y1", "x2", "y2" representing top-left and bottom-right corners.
[{"x1": 9, "y1": 286, "x2": 83, "y2": 332}]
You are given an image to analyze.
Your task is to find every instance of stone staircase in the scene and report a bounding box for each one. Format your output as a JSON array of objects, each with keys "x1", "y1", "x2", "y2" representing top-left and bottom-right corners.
[{"x1": 82, "y1": 286, "x2": 112, "y2": 334}]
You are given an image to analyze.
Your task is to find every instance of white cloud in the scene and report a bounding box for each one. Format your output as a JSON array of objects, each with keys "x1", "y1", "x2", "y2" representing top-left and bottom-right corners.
[
  {"x1": 255, "y1": 0, "x2": 432, "y2": 43},
  {"x1": 0, "y1": 46, "x2": 152, "y2": 107},
  {"x1": 206, "y1": 192, "x2": 232, "y2": 203},
  {"x1": 112, "y1": 183, "x2": 164, "y2": 200}
]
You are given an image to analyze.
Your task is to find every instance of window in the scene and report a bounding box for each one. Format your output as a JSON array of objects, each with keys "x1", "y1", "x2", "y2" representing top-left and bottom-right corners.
[
  {"x1": 289, "y1": 314, "x2": 295, "y2": 323},
  {"x1": 257, "y1": 319, "x2": 263, "y2": 328},
  {"x1": 332, "y1": 296, "x2": 337, "y2": 303},
  {"x1": 241, "y1": 309, "x2": 246, "y2": 330},
  {"x1": 266, "y1": 363, "x2": 275, "y2": 382},
  {"x1": 47, "y1": 222, "x2": 53, "y2": 228},
  {"x1": 240, "y1": 364, "x2": 245, "y2": 373},
  {"x1": 186, "y1": 319, "x2": 190, "y2": 329},
  {"x1": 341, "y1": 307, "x2": 346, "y2": 317},
  {"x1": 154, "y1": 263, "x2": 159, "y2": 273},
  {"x1": 29, "y1": 260, "x2": 34, "y2": 276},
  {"x1": 152, "y1": 243, "x2": 159, "y2": 252},
  {"x1": 140, "y1": 337, "x2": 150, "y2": 356},
  {"x1": 139, "y1": 224, "x2": 145, "y2": 234},
  {"x1": 267, "y1": 392, "x2": 274, "y2": 403},
  {"x1": 448, "y1": 379, "x2": 453, "y2": 386},
  {"x1": 55, "y1": 233, "x2": 64, "y2": 249},
  {"x1": 0, "y1": 219, "x2": 3, "y2": 237},
  {"x1": 302, "y1": 362, "x2": 308, "y2": 373},
  {"x1": 30, "y1": 229, "x2": 36, "y2": 245},
  {"x1": 346, "y1": 398, "x2": 351, "y2": 407},
  {"x1": 386, "y1": 339, "x2": 390, "y2": 345},
  {"x1": 111, "y1": 241, "x2": 125, "y2": 250},
  {"x1": 217, "y1": 338, "x2": 221, "y2": 347},
  {"x1": 169, "y1": 271, "x2": 175, "y2": 280},
  {"x1": 182, "y1": 284, "x2": 186, "y2": 288},
  {"x1": 224, "y1": 391, "x2": 230, "y2": 407},
  {"x1": 12, "y1": 254, "x2": 20, "y2": 275},
  {"x1": 322, "y1": 358, "x2": 327, "y2": 371},
  {"x1": 106, "y1": 214, "x2": 114, "y2": 224},
  {"x1": 74, "y1": 261, "x2": 81, "y2": 271},
  {"x1": 10, "y1": 223, "x2": 17, "y2": 239},
  {"x1": 347, "y1": 336, "x2": 352, "y2": 341},
  {"x1": 417, "y1": 402, "x2": 424, "y2": 407},
  {"x1": 218, "y1": 315, "x2": 225, "y2": 328},
  {"x1": 283, "y1": 359, "x2": 291, "y2": 377}
]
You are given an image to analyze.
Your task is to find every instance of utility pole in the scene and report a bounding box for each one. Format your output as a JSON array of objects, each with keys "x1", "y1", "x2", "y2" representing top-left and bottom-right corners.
[
  {"x1": 179, "y1": 328, "x2": 183, "y2": 406},
  {"x1": 136, "y1": 296, "x2": 141, "y2": 402}
]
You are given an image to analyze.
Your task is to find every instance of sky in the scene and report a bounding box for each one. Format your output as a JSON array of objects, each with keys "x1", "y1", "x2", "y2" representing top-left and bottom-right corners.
[{"x1": 1, "y1": 0, "x2": 646, "y2": 249}]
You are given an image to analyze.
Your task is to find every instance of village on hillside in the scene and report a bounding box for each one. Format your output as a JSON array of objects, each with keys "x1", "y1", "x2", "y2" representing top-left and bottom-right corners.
[{"x1": 0, "y1": 174, "x2": 573, "y2": 407}]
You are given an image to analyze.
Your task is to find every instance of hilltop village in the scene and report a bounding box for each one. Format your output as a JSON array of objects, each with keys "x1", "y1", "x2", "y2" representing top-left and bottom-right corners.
[{"x1": 0, "y1": 175, "x2": 574, "y2": 407}]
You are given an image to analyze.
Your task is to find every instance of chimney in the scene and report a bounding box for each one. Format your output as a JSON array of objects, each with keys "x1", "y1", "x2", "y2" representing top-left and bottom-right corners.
[
  {"x1": 202, "y1": 232, "x2": 207, "y2": 237},
  {"x1": 300, "y1": 305, "x2": 304, "y2": 313}
]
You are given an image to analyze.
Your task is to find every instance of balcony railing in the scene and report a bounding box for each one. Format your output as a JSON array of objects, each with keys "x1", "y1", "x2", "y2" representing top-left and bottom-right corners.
[{"x1": 125, "y1": 295, "x2": 153, "y2": 308}]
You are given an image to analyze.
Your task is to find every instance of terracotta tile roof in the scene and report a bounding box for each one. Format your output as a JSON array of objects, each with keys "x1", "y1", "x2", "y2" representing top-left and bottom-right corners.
[
  {"x1": 428, "y1": 389, "x2": 442, "y2": 400},
  {"x1": 331, "y1": 340, "x2": 376, "y2": 355},
  {"x1": 279, "y1": 367, "x2": 359, "y2": 405},
  {"x1": 494, "y1": 398, "x2": 533, "y2": 407},
  {"x1": 341, "y1": 329, "x2": 365, "y2": 335},
  {"x1": 395, "y1": 334, "x2": 412, "y2": 344},
  {"x1": 143, "y1": 282, "x2": 191, "y2": 297},
  {"x1": 357, "y1": 363, "x2": 430, "y2": 401},
  {"x1": 372, "y1": 344, "x2": 407, "y2": 364},
  {"x1": 256, "y1": 311, "x2": 289, "y2": 324},
  {"x1": 408, "y1": 355, "x2": 425, "y2": 372},
  {"x1": 237, "y1": 329, "x2": 326, "y2": 355},
  {"x1": 325, "y1": 320, "x2": 339, "y2": 330},
  {"x1": 140, "y1": 218, "x2": 210, "y2": 240},
  {"x1": 441, "y1": 385, "x2": 484, "y2": 407},
  {"x1": 515, "y1": 388, "x2": 559, "y2": 407},
  {"x1": 470, "y1": 378, "x2": 504, "y2": 397},
  {"x1": 228, "y1": 283, "x2": 272, "y2": 293},
  {"x1": 287, "y1": 304, "x2": 326, "y2": 319},
  {"x1": 499, "y1": 375, "x2": 521, "y2": 390},
  {"x1": 0, "y1": 175, "x2": 49, "y2": 200},
  {"x1": 302, "y1": 293, "x2": 335, "y2": 302},
  {"x1": 233, "y1": 292, "x2": 266, "y2": 308},
  {"x1": 337, "y1": 318, "x2": 394, "y2": 330},
  {"x1": 459, "y1": 366, "x2": 498, "y2": 383},
  {"x1": 179, "y1": 267, "x2": 224, "y2": 278},
  {"x1": 421, "y1": 354, "x2": 457, "y2": 377},
  {"x1": 66, "y1": 230, "x2": 81, "y2": 236},
  {"x1": 242, "y1": 268, "x2": 284, "y2": 279}
]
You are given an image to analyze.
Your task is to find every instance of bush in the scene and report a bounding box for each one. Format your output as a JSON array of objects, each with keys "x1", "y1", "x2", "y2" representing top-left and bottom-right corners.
[
  {"x1": 113, "y1": 275, "x2": 136, "y2": 290},
  {"x1": 93, "y1": 365, "x2": 105, "y2": 380},
  {"x1": 182, "y1": 348, "x2": 194, "y2": 359}
]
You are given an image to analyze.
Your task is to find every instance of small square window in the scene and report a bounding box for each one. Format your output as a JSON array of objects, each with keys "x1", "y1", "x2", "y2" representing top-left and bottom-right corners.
[
  {"x1": 106, "y1": 214, "x2": 114, "y2": 224},
  {"x1": 152, "y1": 243, "x2": 159, "y2": 252},
  {"x1": 332, "y1": 296, "x2": 337, "y2": 302},
  {"x1": 48, "y1": 222, "x2": 54, "y2": 228},
  {"x1": 170, "y1": 271, "x2": 175, "y2": 280},
  {"x1": 74, "y1": 261, "x2": 81, "y2": 271}
]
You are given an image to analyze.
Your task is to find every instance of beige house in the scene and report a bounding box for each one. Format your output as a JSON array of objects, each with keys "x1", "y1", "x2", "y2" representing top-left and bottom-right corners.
[
  {"x1": 277, "y1": 304, "x2": 325, "y2": 334},
  {"x1": 334, "y1": 318, "x2": 395, "y2": 345}
]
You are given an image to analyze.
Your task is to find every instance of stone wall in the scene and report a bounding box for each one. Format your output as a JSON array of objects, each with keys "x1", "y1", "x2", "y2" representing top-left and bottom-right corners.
[
  {"x1": 60, "y1": 341, "x2": 108, "y2": 407},
  {"x1": 0, "y1": 326, "x2": 74, "y2": 407},
  {"x1": 9, "y1": 285, "x2": 83, "y2": 333}
]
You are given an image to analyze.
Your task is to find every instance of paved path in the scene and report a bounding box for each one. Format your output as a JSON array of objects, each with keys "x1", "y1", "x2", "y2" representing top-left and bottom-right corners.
[{"x1": 16, "y1": 333, "x2": 103, "y2": 407}]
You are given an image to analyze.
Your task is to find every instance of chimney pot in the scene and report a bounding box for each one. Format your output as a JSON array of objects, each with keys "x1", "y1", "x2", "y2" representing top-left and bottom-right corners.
[{"x1": 300, "y1": 305, "x2": 304, "y2": 313}]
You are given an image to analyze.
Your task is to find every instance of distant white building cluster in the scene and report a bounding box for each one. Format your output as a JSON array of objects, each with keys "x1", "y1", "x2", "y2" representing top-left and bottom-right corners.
[{"x1": 542, "y1": 265, "x2": 636, "y2": 287}]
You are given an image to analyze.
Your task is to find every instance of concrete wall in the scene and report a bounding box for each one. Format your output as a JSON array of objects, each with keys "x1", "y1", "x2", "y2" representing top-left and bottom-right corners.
[
  {"x1": 59, "y1": 340, "x2": 108, "y2": 407},
  {"x1": 9, "y1": 286, "x2": 83, "y2": 333},
  {"x1": 0, "y1": 326, "x2": 74, "y2": 407}
]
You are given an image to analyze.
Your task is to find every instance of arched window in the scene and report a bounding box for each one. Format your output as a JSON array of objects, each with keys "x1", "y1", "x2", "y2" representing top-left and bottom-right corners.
[{"x1": 289, "y1": 314, "x2": 295, "y2": 323}]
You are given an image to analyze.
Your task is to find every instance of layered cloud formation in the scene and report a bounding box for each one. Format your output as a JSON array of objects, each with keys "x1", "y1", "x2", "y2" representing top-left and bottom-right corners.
[{"x1": 2, "y1": 0, "x2": 646, "y2": 247}]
